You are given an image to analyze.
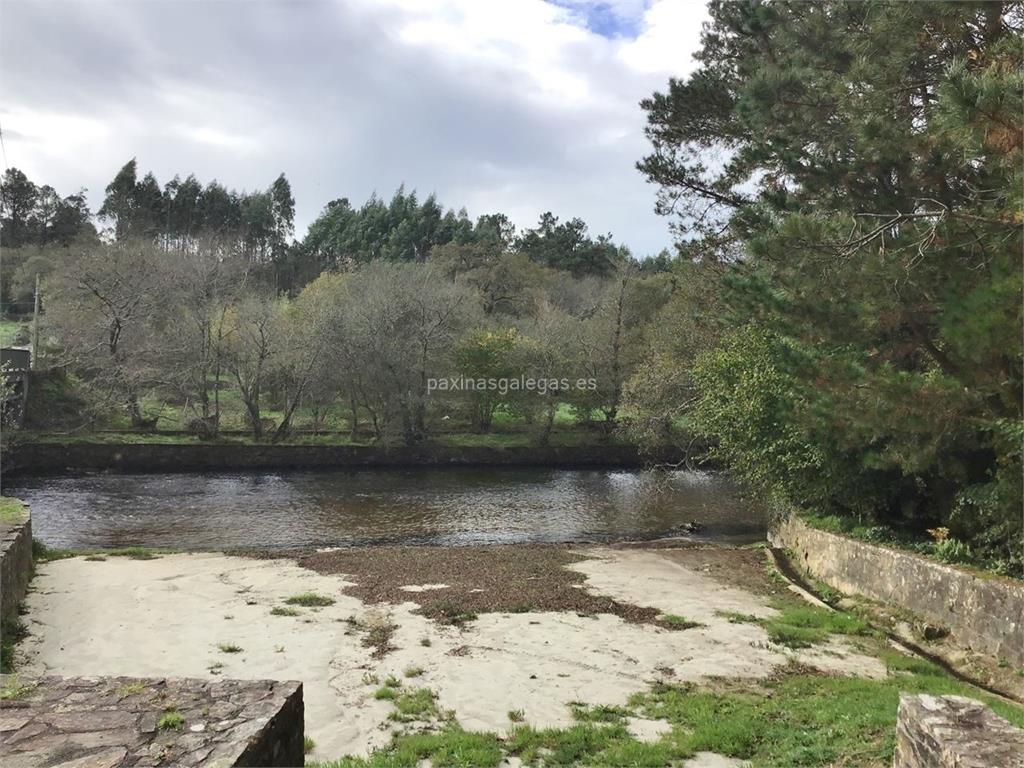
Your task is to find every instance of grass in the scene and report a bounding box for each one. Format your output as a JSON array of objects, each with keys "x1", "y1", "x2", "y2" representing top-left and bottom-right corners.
[
  {"x1": 0, "y1": 496, "x2": 27, "y2": 524},
  {"x1": 0, "y1": 674, "x2": 37, "y2": 701},
  {"x1": 284, "y1": 592, "x2": 336, "y2": 607},
  {"x1": 373, "y1": 686, "x2": 398, "y2": 701},
  {"x1": 388, "y1": 687, "x2": 442, "y2": 722},
  {"x1": 658, "y1": 613, "x2": 702, "y2": 630},
  {"x1": 157, "y1": 710, "x2": 185, "y2": 731},
  {"x1": 507, "y1": 709, "x2": 525, "y2": 723},
  {"x1": 217, "y1": 642, "x2": 243, "y2": 654},
  {"x1": 760, "y1": 604, "x2": 873, "y2": 649},
  {"x1": 320, "y1": 657, "x2": 1024, "y2": 768},
  {"x1": 570, "y1": 703, "x2": 630, "y2": 723},
  {"x1": 32, "y1": 541, "x2": 171, "y2": 562},
  {"x1": 0, "y1": 617, "x2": 28, "y2": 673},
  {"x1": 404, "y1": 665, "x2": 424, "y2": 678},
  {"x1": 117, "y1": 682, "x2": 146, "y2": 696},
  {"x1": 310, "y1": 725, "x2": 503, "y2": 768},
  {"x1": 304, "y1": 736, "x2": 316, "y2": 754},
  {"x1": 0, "y1": 319, "x2": 26, "y2": 347},
  {"x1": 270, "y1": 606, "x2": 301, "y2": 617}
]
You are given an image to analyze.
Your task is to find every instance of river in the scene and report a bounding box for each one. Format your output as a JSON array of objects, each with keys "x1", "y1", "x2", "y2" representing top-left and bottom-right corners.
[{"x1": 3, "y1": 467, "x2": 765, "y2": 550}]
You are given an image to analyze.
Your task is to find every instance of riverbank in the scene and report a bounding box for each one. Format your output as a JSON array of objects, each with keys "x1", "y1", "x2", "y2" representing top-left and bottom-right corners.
[
  {"x1": 12, "y1": 543, "x2": 1023, "y2": 766},
  {"x1": 3, "y1": 436, "x2": 690, "y2": 476}
]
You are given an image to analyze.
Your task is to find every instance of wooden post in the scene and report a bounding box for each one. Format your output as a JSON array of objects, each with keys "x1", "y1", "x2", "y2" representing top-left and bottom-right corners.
[{"x1": 31, "y1": 272, "x2": 39, "y2": 369}]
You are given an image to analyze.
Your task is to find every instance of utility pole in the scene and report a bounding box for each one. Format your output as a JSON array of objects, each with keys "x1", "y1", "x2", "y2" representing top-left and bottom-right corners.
[{"x1": 31, "y1": 272, "x2": 39, "y2": 369}]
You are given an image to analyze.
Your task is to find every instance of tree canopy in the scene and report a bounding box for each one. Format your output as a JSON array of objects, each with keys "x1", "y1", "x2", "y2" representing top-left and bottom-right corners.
[{"x1": 630, "y1": 0, "x2": 1023, "y2": 572}]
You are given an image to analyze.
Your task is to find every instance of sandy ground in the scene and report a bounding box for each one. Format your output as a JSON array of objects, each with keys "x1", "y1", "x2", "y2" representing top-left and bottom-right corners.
[{"x1": 15, "y1": 546, "x2": 885, "y2": 762}]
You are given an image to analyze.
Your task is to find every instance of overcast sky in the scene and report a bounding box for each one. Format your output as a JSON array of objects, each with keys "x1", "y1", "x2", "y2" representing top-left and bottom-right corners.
[{"x1": 0, "y1": 0, "x2": 708, "y2": 256}]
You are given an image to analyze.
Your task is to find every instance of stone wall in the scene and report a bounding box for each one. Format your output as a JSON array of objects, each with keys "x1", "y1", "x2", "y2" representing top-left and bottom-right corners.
[
  {"x1": 5, "y1": 440, "x2": 684, "y2": 476},
  {"x1": 0, "y1": 501, "x2": 32, "y2": 626},
  {"x1": 0, "y1": 676, "x2": 304, "y2": 767},
  {"x1": 770, "y1": 515, "x2": 1024, "y2": 666},
  {"x1": 893, "y1": 694, "x2": 1024, "y2": 768}
]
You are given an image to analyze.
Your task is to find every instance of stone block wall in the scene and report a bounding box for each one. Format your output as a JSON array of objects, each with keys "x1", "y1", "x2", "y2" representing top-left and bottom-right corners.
[
  {"x1": 770, "y1": 515, "x2": 1024, "y2": 666},
  {"x1": 0, "y1": 502, "x2": 33, "y2": 626},
  {"x1": 893, "y1": 694, "x2": 1024, "y2": 768},
  {"x1": 0, "y1": 676, "x2": 304, "y2": 767}
]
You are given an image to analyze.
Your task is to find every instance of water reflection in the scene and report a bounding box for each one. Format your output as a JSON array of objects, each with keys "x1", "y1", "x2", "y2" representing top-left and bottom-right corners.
[{"x1": 3, "y1": 468, "x2": 765, "y2": 550}]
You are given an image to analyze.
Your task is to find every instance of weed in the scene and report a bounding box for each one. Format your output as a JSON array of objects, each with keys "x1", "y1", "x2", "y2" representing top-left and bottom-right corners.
[
  {"x1": 659, "y1": 614, "x2": 702, "y2": 630},
  {"x1": 404, "y1": 665, "x2": 424, "y2": 678},
  {"x1": 0, "y1": 675, "x2": 37, "y2": 700},
  {"x1": 508, "y1": 709, "x2": 525, "y2": 723},
  {"x1": 217, "y1": 643, "x2": 243, "y2": 654},
  {"x1": 304, "y1": 736, "x2": 316, "y2": 754},
  {"x1": 157, "y1": 710, "x2": 185, "y2": 731},
  {"x1": 388, "y1": 688, "x2": 440, "y2": 722},
  {"x1": 285, "y1": 592, "x2": 336, "y2": 607},
  {"x1": 270, "y1": 606, "x2": 301, "y2": 617}
]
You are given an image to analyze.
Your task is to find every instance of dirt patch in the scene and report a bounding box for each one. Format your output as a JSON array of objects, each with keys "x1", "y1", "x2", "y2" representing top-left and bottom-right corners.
[
  {"x1": 298, "y1": 545, "x2": 689, "y2": 629},
  {"x1": 650, "y1": 545, "x2": 787, "y2": 597}
]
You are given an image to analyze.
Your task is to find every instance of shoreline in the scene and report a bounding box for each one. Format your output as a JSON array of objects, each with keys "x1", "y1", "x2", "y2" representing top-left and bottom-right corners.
[{"x1": 3, "y1": 439, "x2": 694, "y2": 477}]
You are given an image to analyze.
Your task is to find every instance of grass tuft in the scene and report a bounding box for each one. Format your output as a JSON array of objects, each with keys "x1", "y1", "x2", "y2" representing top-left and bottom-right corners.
[
  {"x1": 157, "y1": 710, "x2": 185, "y2": 731},
  {"x1": 659, "y1": 613, "x2": 703, "y2": 630},
  {"x1": 284, "y1": 592, "x2": 336, "y2": 607}
]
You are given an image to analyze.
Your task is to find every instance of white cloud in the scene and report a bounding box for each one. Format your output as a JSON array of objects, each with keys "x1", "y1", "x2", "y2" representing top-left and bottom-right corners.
[
  {"x1": 0, "y1": 0, "x2": 709, "y2": 255},
  {"x1": 618, "y1": 0, "x2": 709, "y2": 74}
]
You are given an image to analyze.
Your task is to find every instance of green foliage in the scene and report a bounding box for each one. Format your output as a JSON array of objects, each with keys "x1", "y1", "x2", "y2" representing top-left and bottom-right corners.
[
  {"x1": 284, "y1": 592, "x2": 335, "y2": 607},
  {"x1": 312, "y1": 725, "x2": 504, "y2": 768},
  {"x1": 387, "y1": 687, "x2": 441, "y2": 722},
  {"x1": 157, "y1": 710, "x2": 185, "y2": 731},
  {"x1": 634, "y1": 0, "x2": 1023, "y2": 571},
  {"x1": 760, "y1": 605, "x2": 873, "y2": 649},
  {"x1": 659, "y1": 614, "x2": 702, "y2": 630},
  {"x1": 0, "y1": 617, "x2": 27, "y2": 673},
  {"x1": 0, "y1": 496, "x2": 27, "y2": 524},
  {"x1": 454, "y1": 328, "x2": 520, "y2": 432}
]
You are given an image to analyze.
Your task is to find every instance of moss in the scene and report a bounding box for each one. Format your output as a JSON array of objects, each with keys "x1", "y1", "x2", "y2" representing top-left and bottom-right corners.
[{"x1": 0, "y1": 496, "x2": 27, "y2": 524}]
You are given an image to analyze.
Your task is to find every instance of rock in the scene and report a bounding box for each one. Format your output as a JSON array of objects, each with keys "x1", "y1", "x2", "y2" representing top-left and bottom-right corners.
[
  {"x1": 0, "y1": 676, "x2": 304, "y2": 768},
  {"x1": 893, "y1": 693, "x2": 1024, "y2": 768}
]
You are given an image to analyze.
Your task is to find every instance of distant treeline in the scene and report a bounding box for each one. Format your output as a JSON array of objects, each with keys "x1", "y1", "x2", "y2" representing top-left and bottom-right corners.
[{"x1": 0, "y1": 160, "x2": 666, "y2": 312}]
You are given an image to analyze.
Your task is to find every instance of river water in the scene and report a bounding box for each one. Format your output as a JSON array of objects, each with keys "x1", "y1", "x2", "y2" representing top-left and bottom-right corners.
[{"x1": 3, "y1": 468, "x2": 765, "y2": 550}]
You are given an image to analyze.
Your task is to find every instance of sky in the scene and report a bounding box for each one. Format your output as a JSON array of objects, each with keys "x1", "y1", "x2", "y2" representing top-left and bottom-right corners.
[{"x1": 0, "y1": 0, "x2": 709, "y2": 256}]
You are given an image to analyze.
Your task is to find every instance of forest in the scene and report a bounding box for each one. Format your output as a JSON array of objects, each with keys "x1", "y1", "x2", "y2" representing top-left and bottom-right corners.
[{"x1": 1, "y1": 0, "x2": 1021, "y2": 575}]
